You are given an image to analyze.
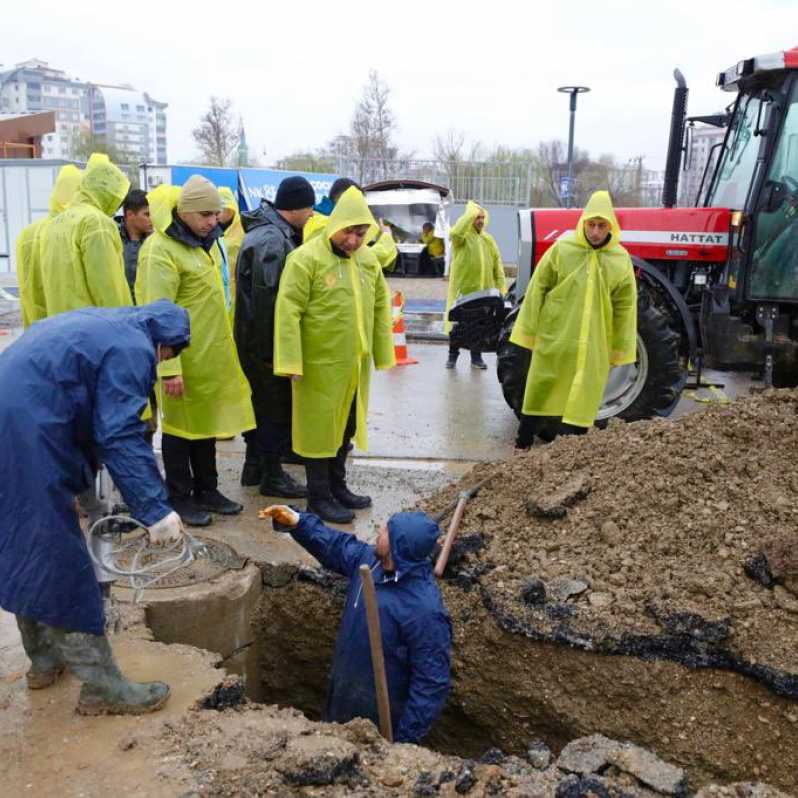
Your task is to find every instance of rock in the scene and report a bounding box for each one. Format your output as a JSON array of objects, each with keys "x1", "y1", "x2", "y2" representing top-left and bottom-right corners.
[
  {"x1": 599, "y1": 520, "x2": 622, "y2": 546},
  {"x1": 555, "y1": 773, "x2": 611, "y2": 798},
  {"x1": 520, "y1": 578, "x2": 547, "y2": 607},
  {"x1": 528, "y1": 474, "x2": 592, "y2": 519},
  {"x1": 556, "y1": 734, "x2": 616, "y2": 775},
  {"x1": 412, "y1": 770, "x2": 437, "y2": 797},
  {"x1": 260, "y1": 561, "x2": 298, "y2": 588},
  {"x1": 197, "y1": 676, "x2": 247, "y2": 711},
  {"x1": 744, "y1": 554, "x2": 775, "y2": 588},
  {"x1": 379, "y1": 770, "x2": 404, "y2": 788},
  {"x1": 526, "y1": 739, "x2": 552, "y2": 769},
  {"x1": 455, "y1": 760, "x2": 478, "y2": 794},
  {"x1": 118, "y1": 735, "x2": 138, "y2": 752},
  {"x1": 694, "y1": 782, "x2": 794, "y2": 798},
  {"x1": 588, "y1": 592, "x2": 614, "y2": 609},
  {"x1": 773, "y1": 586, "x2": 798, "y2": 614},
  {"x1": 276, "y1": 734, "x2": 362, "y2": 787},
  {"x1": 550, "y1": 578, "x2": 590, "y2": 602},
  {"x1": 479, "y1": 747, "x2": 506, "y2": 765},
  {"x1": 608, "y1": 742, "x2": 688, "y2": 796}
]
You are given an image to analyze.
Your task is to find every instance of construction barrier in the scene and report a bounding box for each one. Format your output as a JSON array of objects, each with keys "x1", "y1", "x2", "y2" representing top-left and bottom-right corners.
[{"x1": 391, "y1": 290, "x2": 418, "y2": 366}]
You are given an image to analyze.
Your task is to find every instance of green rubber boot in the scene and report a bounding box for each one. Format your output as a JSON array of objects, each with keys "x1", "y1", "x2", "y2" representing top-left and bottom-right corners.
[
  {"x1": 16, "y1": 616, "x2": 65, "y2": 689},
  {"x1": 52, "y1": 629, "x2": 170, "y2": 716}
]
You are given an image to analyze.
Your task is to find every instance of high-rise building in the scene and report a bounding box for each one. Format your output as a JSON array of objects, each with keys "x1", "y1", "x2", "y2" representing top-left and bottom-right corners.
[
  {"x1": 679, "y1": 122, "x2": 727, "y2": 206},
  {"x1": 0, "y1": 59, "x2": 168, "y2": 164}
]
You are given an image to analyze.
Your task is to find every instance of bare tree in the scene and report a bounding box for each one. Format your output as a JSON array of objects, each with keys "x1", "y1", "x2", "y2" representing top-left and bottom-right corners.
[
  {"x1": 275, "y1": 149, "x2": 337, "y2": 173},
  {"x1": 349, "y1": 70, "x2": 398, "y2": 181},
  {"x1": 192, "y1": 97, "x2": 239, "y2": 167},
  {"x1": 433, "y1": 129, "x2": 466, "y2": 164}
]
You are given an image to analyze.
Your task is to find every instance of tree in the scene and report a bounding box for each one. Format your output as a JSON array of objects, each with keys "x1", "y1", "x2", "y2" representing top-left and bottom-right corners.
[
  {"x1": 275, "y1": 149, "x2": 337, "y2": 173},
  {"x1": 69, "y1": 128, "x2": 126, "y2": 166},
  {"x1": 347, "y1": 70, "x2": 399, "y2": 181},
  {"x1": 192, "y1": 97, "x2": 239, "y2": 167}
]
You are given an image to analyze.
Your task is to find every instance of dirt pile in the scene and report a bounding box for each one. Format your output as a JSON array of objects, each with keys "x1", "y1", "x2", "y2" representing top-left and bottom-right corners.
[{"x1": 421, "y1": 390, "x2": 798, "y2": 683}]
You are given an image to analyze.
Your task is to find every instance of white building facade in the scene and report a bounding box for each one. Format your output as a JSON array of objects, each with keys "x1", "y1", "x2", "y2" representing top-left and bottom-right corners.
[{"x1": 0, "y1": 59, "x2": 167, "y2": 163}]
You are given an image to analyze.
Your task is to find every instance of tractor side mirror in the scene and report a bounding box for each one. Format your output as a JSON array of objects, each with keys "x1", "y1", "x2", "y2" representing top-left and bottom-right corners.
[{"x1": 762, "y1": 180, "x2": 786, "y2": 214}]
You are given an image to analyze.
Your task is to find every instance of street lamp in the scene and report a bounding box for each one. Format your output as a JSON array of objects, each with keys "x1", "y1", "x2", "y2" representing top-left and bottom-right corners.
[{"x1": 557, "y1": 85, "x2": 591, "y2": 208}]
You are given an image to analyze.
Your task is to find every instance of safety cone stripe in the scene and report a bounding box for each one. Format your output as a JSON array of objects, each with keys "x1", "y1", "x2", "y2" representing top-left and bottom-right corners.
[{"x1": 391, "y1": 289, "x2": 418, "y2": 366}]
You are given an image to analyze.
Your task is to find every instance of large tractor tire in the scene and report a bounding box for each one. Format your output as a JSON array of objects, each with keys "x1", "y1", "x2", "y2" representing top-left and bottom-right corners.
[{"x1": 496, "y1": 284, "x2": 686, "y2": 422}]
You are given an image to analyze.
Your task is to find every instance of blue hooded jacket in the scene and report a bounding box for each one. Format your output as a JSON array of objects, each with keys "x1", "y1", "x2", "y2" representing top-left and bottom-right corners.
[
  {"x1": 290, "y1": 511, "x2": 452, "y2": 744},
  {"x1": 0, "y1": 301, "x2": 190, "y2": 635}
]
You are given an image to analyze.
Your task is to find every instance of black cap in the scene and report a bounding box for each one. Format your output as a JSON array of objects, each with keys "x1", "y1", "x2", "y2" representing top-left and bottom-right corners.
[{"x1": 274, "y1": 176, "x2": 315, "y2": 211}]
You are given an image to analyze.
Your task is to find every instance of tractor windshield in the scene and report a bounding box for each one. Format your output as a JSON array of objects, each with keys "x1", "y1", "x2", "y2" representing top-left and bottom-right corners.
[{"x1": 705, "y1": 92, "x2": 767, "y2": 209}]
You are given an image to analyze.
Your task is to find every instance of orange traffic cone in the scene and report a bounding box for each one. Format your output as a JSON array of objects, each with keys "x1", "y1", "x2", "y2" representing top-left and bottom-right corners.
[{"x1": 391, "y1": 290, "x2": 418, "y2": 366}]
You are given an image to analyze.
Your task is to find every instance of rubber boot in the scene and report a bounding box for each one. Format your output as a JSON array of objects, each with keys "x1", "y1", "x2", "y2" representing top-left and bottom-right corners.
[
  {"x1": 330, "y1": 445, "x2": 372, "y2": 509},
  {"x1": 16, "y1": 616, "x2": 65, "y2": 689},
  {"x1": 305, "y1": 458, "x2": 354, "y2": 524},
  {"x1": 259, "y1": 459, "x2": 307, "y2": 499},
  {"x1": 470, "y1": 351, "x2": 488, "y2": 370},
  {"x1": 52, "y1": 628, "x2": 170, "y2": 716},
  {"x1": 445, "y1": 347, "x2": 458, "y2": 369}
]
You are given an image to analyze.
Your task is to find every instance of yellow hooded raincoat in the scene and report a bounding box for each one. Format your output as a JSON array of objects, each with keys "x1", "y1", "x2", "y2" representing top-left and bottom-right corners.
[
  {"x1": 305, "y1": 210, "x2": 398, "y2": 271},
  {"x1": 135, "y1": 184, "x2": 255, "y2": 440},
  {"x1": 16, "y1": 164, "x2": 83, "y2": 327},
  {"x1": 510, "y1": 191, "x2": 637, "y2": 428},
  {"x1": 274, "y1": 186, "x2": 396, "y2": 458},
  {"x1": 218, "y1": 186, "x2": 244, "y2": 319},
  {"x1": 40, "y1": 158, "x2": 132, "y2": 316},
  {"x1": 445, "y1": 200, "x2": 506, "y2": 332}
]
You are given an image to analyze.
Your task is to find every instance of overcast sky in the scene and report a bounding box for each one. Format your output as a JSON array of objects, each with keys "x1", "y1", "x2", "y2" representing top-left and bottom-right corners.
[{"x1": 3, "y1": 0, "x2": 795, "y2": 170}]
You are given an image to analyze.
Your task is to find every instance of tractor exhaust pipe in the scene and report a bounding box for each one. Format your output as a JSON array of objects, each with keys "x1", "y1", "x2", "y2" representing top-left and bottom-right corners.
[{"x1": 662, "y1": 69, "x2": 688, "y2": 208}]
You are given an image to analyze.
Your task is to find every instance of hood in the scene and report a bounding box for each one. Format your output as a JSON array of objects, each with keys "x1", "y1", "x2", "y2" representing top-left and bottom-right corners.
[
  {"x1": 240, "y1": 199, "x2": 294, "y2": 236},
  {"x1": 218, "y1": 186, "x2": 240, "y2": 226},
  {"x1": 147, "y1": 184, "x2": 182, "y2": 234},
  {"x1": 462, "y1": 199, "x2": 490, "y2": 232},
  {"x1": 323, "y1": 186, "x2": 378, "y2": 250},
  {"x1": 74, "y1": 157, "x2": 130, "y2": 217},
  {"x1": 574, "y1": 190, "x2": 622, "y2": 251},
  {"x1": 49, "y1": 165, "x2": 83, "y2": 216},
  {"x1": 128, "y1": 300, "x2": 191, "y2": 355},
  {"x1": 303, "y1": 210, "x2": 329, "y2": 242},
  {"x1": 387, "y1": 511, "x2": 440, "y2": 578}
]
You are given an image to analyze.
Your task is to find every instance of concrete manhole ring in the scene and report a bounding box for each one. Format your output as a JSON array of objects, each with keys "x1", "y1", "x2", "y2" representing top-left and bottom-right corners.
[{"x1": 113, "y1": 535, "x2": 246, "y2": 589}]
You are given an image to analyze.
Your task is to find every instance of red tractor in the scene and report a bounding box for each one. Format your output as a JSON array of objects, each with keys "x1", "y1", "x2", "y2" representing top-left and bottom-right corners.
[{"x1": 450, "y1": 46, "x2": 798, "y2": 422}]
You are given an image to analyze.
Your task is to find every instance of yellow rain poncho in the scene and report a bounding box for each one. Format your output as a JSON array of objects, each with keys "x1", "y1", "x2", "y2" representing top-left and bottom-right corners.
[
  {"x1": 275, "y1": 186, "x2": 395, "y2": 458},
  {"x1": 303, "y1": 211, "x2": 329, "y2": 242},
  {"x1": 135, "y1": 183, "x2": 255, "y2": 440},
  {"x1": 40, "y1": 157, "x2": 132, "y2": 316},
  {"x1": 445, "y1": 201, "x2": 506, "y2": 332},
  {"x1": 218, "y1": 187, "x2": 244, "y2": 319},
  {"x1": 16, "y1": 164, "x2": 83, "y2": 326},
  {"x1": 511, "y1": 191, "x2": 637, "y2": 428},
  {"x1": 305, "y1": 210, "x2": 397, "y2": 271}
]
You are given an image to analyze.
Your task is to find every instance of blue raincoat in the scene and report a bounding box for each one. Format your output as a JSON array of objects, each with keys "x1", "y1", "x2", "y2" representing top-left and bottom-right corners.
[
  {"x1": 0, "y1": 301, "x2": 190, "y2": 635},
  {"x1": 290, "y1": 511, "x2": 452, "y2": 744}
]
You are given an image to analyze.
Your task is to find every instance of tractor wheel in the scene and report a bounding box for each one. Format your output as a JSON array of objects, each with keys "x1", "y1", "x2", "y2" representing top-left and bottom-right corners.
[{"x1": 495, "y1": 285, "x2": 686, "y2": 423}]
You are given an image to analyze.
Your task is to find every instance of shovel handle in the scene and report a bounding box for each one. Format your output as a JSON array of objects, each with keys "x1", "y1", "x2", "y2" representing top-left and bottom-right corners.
[
  {"x1": 434, "y1": 494, "x2": 469, "y2": 578},
  {"x1": 359, "y1": 564, "x2": 393, "y2": 742}
]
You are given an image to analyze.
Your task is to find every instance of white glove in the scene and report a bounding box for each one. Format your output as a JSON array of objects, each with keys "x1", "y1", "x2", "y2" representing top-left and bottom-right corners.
[{"x1": 148, "y1": 511, "x2": 185, "y2": 546}]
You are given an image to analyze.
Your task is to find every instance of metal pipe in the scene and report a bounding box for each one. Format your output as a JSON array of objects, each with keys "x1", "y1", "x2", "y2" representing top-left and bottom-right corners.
[
  {"x1": 662, "y1": 69, "x2": 689, "y2": 208},
  {"x1": 557, "y1": 86, "x2": 591, "y2": 208}
]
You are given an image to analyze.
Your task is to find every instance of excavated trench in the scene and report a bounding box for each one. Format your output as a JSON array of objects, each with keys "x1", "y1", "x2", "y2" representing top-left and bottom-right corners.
[{"x1": 252, "y1": 559, "x2": 798, "y2": 794}]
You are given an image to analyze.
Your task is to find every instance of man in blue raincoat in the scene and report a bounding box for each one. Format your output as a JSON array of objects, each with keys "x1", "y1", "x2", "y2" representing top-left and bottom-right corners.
[
  {"x1": 0, "y1": 300, "x2": 190, "y2": 716},
  {"x1": 262, "y1": 505, "x2": 451, "y2": 744}
]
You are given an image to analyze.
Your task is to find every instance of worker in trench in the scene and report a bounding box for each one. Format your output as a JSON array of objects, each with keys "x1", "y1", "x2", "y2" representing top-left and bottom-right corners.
[
  {"x1": 0, "y1": 301, "x2": 190, "y2": 715},
  {"x1": 135, "y1": 177, "x2": 256, "y2": 527},
  {"x1": 234, "y1": 176, "x2": 316, "y2": 497},
  {"x1": 274, "y1": 186, "x2": 395, "y2": 524},
  {"x1": 261, "y1": 504, "x2": 452, "y2": 744},
  {"x1": 445, "y1": 200, "x2": 507, "y2": 370},
  {"x1": 511, "y1": 190, "x2": 637, "y2": 447}
]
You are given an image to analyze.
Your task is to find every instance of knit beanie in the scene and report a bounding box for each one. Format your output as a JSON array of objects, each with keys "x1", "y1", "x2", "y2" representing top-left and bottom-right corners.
[
  {"x1": 274, "y1": 176, "x2": 316, "y2": 211},
  {"x1": 177, "y1": 175, "x2": 222, "y2": 213}
]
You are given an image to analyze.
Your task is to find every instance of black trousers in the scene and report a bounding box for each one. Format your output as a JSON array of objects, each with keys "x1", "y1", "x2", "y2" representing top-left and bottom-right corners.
[
  {"x1": 449, "y1": 339, "x2": 482, "y2": 361},
  {"x1": 161, "y1": 434, "x2": 217, "y2": 498},
  {"x1": 243, "y1": 414, "x2": 291, "y2": 467},
  {"x1": 304, "y1": 398, "x2": 357, "y2": 497},
  {"x1": 516, "y1": 415, "x2": 588, "y2": 448}
]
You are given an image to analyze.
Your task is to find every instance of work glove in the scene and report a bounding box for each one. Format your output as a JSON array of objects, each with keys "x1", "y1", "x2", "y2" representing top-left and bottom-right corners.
[
  {"x1": 259, "y1": 504, "x2": 300, "y2": 531},
  {"x1": 148, "y1": 511, "x2": 185, "y2": 546}
]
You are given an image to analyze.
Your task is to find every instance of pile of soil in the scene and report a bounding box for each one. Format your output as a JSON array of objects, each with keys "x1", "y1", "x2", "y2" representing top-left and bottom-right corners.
[{"x1": 421, "y1": 390, "x2": 798, "y2": 679}]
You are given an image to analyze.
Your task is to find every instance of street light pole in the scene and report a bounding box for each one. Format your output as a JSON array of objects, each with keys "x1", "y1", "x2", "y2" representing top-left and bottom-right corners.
[{"x1": 557, "y1": 85, "x2": 591, "y2": 208}]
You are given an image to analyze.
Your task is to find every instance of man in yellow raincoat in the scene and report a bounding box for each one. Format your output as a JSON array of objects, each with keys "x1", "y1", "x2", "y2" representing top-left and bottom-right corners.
[
  {"x1": 304, "y1": 178, "x2": 398, "y2": 271},
  {"x1": 218, "y1": 186, "x2": 244, "y2": 320},
  {"x1": 275, "y1": 186, "x2": 395, "y2": 524},
  {"x1": 136, "y1": 176, "x2": 256, "y2": 526},
  {"x1": 16, "y1": 164, "x2": 82, "y2": 327},
  {"x1": 445, "y1": 201, "x2": 506, "y2": 369},
  {"x1": 511, "y1": 191, "x2": 637, "y2": 448},
  {"x1": 40, "y1": 155, "x2": 132, "y2": 315}
]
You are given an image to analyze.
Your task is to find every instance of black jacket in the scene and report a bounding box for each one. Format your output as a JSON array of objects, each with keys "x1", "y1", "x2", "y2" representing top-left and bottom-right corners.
[{"x1": 234, "y1": 200, "x2": 300, "y2": 422}]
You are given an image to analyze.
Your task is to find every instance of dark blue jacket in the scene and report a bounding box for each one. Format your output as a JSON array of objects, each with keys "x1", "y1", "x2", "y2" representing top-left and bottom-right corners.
[
  {"x1": 290, "y1": 511, "x2": 451, "y2": 744},
  {"x1": 0, "y1": 301, "x2": 190, "y2": 635}
]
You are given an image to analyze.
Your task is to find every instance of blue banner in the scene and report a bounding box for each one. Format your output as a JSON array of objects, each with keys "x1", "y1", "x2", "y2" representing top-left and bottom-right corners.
[
  {"x1": 238, "y1": 167, "x2": 340, "y2": 212},
  {"x1": 170, "y1": 165, "x2": 239, "y2": 194}
]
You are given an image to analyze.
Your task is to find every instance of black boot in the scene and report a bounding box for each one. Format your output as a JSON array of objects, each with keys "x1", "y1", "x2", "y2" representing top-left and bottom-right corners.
[
  {"x1": 193, "y1": 488, "x2": 243, "y2": 515},
  {"x1": 259, "y1": 460, "x2": 307, "y2": 499},
  {"x1": 171, "y1": 495, "x2": 212, "y2": 527},
  {"x1": 470, "y1": 351, "x2": 488, "y2": 370},
  {"x1": 330, "y1": 445, "x2": 372, "y2": 509},
  {"x1": 305, "y1": 458, "x2": 354, "y2": 524},
  {"x1": 445, "y1": 349, "x2": 458, "y2": 369}
]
